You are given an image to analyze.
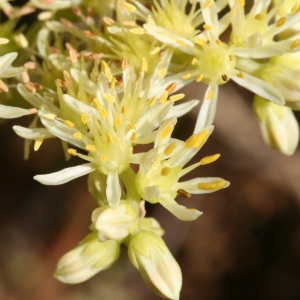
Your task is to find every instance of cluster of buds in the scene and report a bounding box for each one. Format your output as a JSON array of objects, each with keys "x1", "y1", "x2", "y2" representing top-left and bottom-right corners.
[{"x1": 0, "y1": 0, "x2": 300, "y2": 299}]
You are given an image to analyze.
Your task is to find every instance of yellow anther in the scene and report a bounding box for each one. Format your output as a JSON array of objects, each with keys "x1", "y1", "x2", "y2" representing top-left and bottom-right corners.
[
  {"x1": 100, "y1": 107, "x2": 108, "y2": 118},
  {"x1": 104, "y1": 67, "x2": 113, "y2": 82},
  {"x1": 254, "y1": 13, "x2": 264, "y2": 20},
  {"x1": 161, "y1": 167, "x2": 171, "y2": 176},
  {"x1": 68, "y1": 148, "x2": 77, "y2": 156},
  {"x1": 106, "y1": 132, "x2": 114, "y2": 143},
  {"x1": 103, "y1": 93, "x2": 116, "y2": 103},
  {"x1": 81, "y1": 113, "x2": 89, "y2": 124},
  {"x1": 238, "y1": 0, "x2": 245, "y2": 8},
  {"x1": 194, "y1": 129, "x2": 210, "y2": 148},
  {"x1": 100, "y1": 154, "x2": 107, "y2": 162},
  {"x1": 203, "y1": 24, "x2": 212, "y2": 31},
  {"x1": 73, "y1": 132, "x2": 82, "y2": 139},
  {"x1": 202, "y1": 0, "x2": 213, "y2": 9},
  {"x1": 103, "y1": 16, "x2": 115, "y2": 26},
  {"x1": 182, "y1": 73, "x2": 192, "y2": 80},
  {"x1": 197, "y1": 180, "x2": 226, "y2": 190},
  {"x1": 86, "y1": 144, "x2": 96, "y2": 152},
  {"x1": 169, "y1": 93, "x2": 185, "y2": 102},
  {"x1": 130, "y1": 132, "x2": 137, "y2": 141},
  {"x1": 232, "y1": 38, "x2": 238, "y2": 46},
  {"x1": 158, "y1": 67, "x2": 167, "y2": 78},
  {"x1": 147, "y1": 95, "x2": 157, "y2": 107},
  {"x1": 128, "y1": 123, "x2": 136, "y2": 130},
  {"x1": 141, "y1": 57, "x2": 148, "y2": 72},
  {"x1": 200, "y1": 153, "x2": 220, "y2": 165},
  {"x1": 177, "y1": 189, "x2": 191, "y2": 198},
  {"x1": 292, "y1": 4, "x2": 299, "y2": 14},
  {"x1": 216, "y1": 39, "x2": 222, "y2": 46},
  {"x1": 34, "y1": 137, "x2": 43, "y2": 151},
  {"x1": 164, "y1": 143, "x2": 176, "y2": 156},
  {"x1": 237, "y1": 72, "x2": 244, "y2": 78},
  {"x1": 64, "y1": 120, "x2": 74, "y2": 128},
  {"x1": 206, "y1": 90, "x2": 214, "y2": 100},
  {"x1": 122, "y1": 20, "x2": 136, "y2": 27},
  {"x1": 114, "y1": 116, "x2": 121, "y2": 127},
  {"x1": 109, "y1": 77, "x2": 116, "y2": 89},
  {"x1": 166, "y1": 82, "x2": 177, "y2": 93},
  {"x1": 150, "y1": 47, "x2": 160, "y2": 55},
  {"x1": 93, "y1": 98, "x2": 101, "y2": 110},
  {"x1": 159, "y1": 90, "x2": 169, "y2": 103},
  {"x1": 129, "y1": 27, "x2": 145, "y2": 35},
  {"x1": 123, "y1": 1, "x2": 136, "y2": 13},
  {"x1": 196, "y1": 74, "x2": 203, "y2": 82},
  {"x1": 185, "y1": 134, "x2": 196, "y2": 148},
  {"x1": 191, "y1": 57, "x2": 198, "y2": 65},
  {"x1": 194, "y1": 37, "x2": 207, "y2": 46},
  {"x1": 160, "y1": 124, "x2": 173, "y2": 139},
  {"x1": 42, "y1": 113, "x2": 56, "y2": 120},
  {"x1": 176, "y1": 40, "x2": 186, "y2": 46},
  {"x1": 290, "y1": 39, "x2": 300, "y2": 50},
  {"x1": 121, "y1": 106, "x2": 127, "y2": 115},
  {"x1": 276, "y1": 17, "x2": 286, "y2": 27}
]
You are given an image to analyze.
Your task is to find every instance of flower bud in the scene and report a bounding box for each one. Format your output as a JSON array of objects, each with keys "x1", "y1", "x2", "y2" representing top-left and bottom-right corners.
[
  {"x1": 253, "y1": 96, "x2": 299, "y2": 155},
  {"x1": 91, "y1": 200, "x2": 138, "y2": 242},
  {"x1": 54, "y1": 233, "x2": 120, "y2": 284},
  {"x1": 140, "y1": 217, "x2": 165, "y2": 237},
  {"x1": 128, "y1": 231, "x2": 182, "y2": 300},
  {"x1": 259, "y1": 55, "x2": 300, "y2": 110}
]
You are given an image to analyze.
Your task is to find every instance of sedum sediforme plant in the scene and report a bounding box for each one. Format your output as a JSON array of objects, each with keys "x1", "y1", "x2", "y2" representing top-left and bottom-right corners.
[{"x1": 0, "y1": 0, "x2": 300, "y2": 299}]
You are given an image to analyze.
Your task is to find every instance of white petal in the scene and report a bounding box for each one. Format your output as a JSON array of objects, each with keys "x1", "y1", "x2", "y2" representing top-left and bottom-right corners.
[
  {"x1": 160, "y1": 197, "x2": 202, "y2": 221},
  {"x1": 2, "y1": 66, "x2": 25, "y2": 78},
  {"x1": 143, "y1": 24, "x2": 194, "y2": 54},
  {"x1": 166, "y1": 99, "x2": 199, "y2": 119},
  {"x1": 194, "y1": 85, "x2": 219, "y2": 133},
  {"x1": 106, "y1": 170, "x2": 121, "y2": 207},
  {"x1": 0, "y1": 104, "x2": 35, "y2": 119},
  {"x1": 135, "y1": 102, "x2": 173, "y2": 135},
  {"x1": 200, "y1": 0, "x2": 219, "y2": 38},
  {"x1": 39, "y1": 112, "x2": 86, "y2": 149},
  {"x1": 63, "y1": 94, "x2": 99, "y2": 116},
  {"x1": 34, "y1": 163, "x2": 94, "y2": 185},
  {"x1": 233, "y1": 44, "x2": 288, "y2": 58},
  {"x1": 13, "y1": 126, "x2": 53, "y2": 139},
  {"x1": 17, "y1": 84, "x2": 43, "y2": 109},
  {"x1": 177, "y1": 177, "x2": 230, "y2": 194},
  {"x1": 0, "y1": 52, "x2": 17, "y2": 76},
  {"x1": 232, "y1": 72, "x2": 285, "y2": 105}
]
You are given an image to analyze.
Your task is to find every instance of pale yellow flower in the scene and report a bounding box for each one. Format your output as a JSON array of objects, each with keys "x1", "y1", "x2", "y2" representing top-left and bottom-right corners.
[
  {"x1": 253, "y1": 95, "x2": 299, "y2": 155},
  {"x1": 128, "y1": 230, "x2": 182, "y2": 300},
  {"x1": 136, "y1": 117, "x2": 229, "y2": 221},
  {"x1": 54, "y1": 233, "x2": 120, "y2": 284}
]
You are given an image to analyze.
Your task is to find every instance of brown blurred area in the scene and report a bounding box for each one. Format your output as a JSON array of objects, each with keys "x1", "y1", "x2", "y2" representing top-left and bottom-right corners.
[{"x1": 1, "y1": 81, "x2": 300, "y2": 300}]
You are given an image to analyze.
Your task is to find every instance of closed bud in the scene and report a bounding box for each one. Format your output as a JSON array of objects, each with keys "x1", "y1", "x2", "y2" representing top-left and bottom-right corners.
[
  {"x1": 128, "y1": 231, "x2": 182, "y2": 300},
  {"x1": 253, "y1": 96, "x2": 299, "y2": 155},
  {"x1": 91, "y1": 200, "x2": 138, "y2": 242},
  {"x1": 54, "y1": 233, "x2": 120, "y2": 284}
]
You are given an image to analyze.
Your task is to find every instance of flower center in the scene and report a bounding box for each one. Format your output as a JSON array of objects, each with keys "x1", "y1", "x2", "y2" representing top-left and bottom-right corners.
[
  {"x1": 153, "y1": 0, "x2": 200, "y2": 40},
  {"x1": 194, "y1": 42, "x2": 236, "y2": 84}
]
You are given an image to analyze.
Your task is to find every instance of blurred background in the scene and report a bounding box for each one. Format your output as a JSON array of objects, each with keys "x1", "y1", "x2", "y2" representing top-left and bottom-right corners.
[{"x1": 1, "y1": 80, "x2": 300, "y2": 300}]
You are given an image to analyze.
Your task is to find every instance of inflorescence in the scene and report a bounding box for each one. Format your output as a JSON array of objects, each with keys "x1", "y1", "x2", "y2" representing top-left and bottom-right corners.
[{"x1": 0, "y1": 1, "x2": 300, "y2": 299}]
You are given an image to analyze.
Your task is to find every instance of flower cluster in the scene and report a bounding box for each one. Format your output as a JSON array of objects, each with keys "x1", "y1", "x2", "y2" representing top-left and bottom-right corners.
[{"x1": 0, "y1": 0, "x2": 299, "y2": 299}]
